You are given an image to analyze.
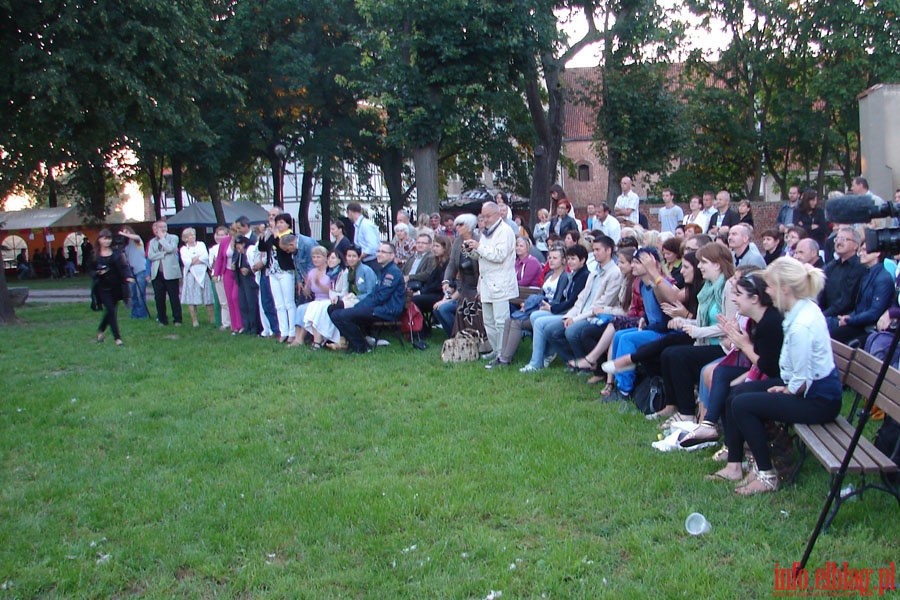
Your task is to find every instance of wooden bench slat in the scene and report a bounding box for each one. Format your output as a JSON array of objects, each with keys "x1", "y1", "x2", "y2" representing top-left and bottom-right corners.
[
  {"x1": 794, "y1": 423, "x2": 865, "y2": 474},
  {"x1": 832, "y1": 418, "x2": 899, "y2": 473}
]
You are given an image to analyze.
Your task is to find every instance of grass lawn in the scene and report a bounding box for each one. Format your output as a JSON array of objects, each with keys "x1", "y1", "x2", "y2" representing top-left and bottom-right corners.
[{"x1": 1, "y1": 301, "x2": 897, "y2": 599}]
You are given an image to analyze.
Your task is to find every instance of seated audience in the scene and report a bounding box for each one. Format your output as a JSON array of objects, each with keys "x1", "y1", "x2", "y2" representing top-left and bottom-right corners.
[{"x1": 710, "y1": 257, "x2": 842, "y2": 495}]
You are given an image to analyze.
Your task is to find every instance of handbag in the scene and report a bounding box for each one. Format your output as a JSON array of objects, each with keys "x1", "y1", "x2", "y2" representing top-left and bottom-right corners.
[{"x1": 441, "y1": 329, "x2": 481, "y2": 363}]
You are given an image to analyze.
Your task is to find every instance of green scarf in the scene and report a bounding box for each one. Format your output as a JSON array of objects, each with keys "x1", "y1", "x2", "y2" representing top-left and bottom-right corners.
[{"x1": 696, "y1": 273, "x2": 726, "y2": 327}]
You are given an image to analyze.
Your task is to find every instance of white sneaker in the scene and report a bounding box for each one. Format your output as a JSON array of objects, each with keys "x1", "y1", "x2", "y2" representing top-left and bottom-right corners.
[
  {"x1": 376, "y1": 339, "x2": 390, "y2": 346},
  {"x1": 543, "y1": 353, "x2": 557, "y2": 368},
  {"x1": 365, "y1": 336, "x2": 376, "y2": 347},
  {"x1": 519, "y1": 364, "x2": 540, "y2": 373}
]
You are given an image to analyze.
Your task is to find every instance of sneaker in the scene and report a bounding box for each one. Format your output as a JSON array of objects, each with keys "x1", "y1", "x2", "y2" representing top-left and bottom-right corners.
[
  {"x1": 601, "y1": 360, "x2": 636, "y2": 374},
  {"x1": 376, "y1": 339, "x2": 390, "y2": 347},
  {"x1": 543, "y1": 353, "x2": 557, "y2": 368},
  {"x1": 519, "y1": 364, "x2": 541, "y2": 373},
  {"x1": 481, "y1": 351, "x2": 499, "y2": 361},
  {"x1": 365, "y1": 336, "x2": 376, "y2": 347},
  {"x1": 485, "y1": 358, "x2": 509, "y2": 370}
]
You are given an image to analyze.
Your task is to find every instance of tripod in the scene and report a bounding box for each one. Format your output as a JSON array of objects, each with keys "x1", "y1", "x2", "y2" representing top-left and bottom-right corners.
[{"x1": 797, "y1": 324, "x2": 900, "y2": 572}]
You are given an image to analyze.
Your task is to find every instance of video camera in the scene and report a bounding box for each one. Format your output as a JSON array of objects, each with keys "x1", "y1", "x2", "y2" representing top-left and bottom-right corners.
[{"x1": 825, "y1": 195, "x2": 900, "y2": 255}]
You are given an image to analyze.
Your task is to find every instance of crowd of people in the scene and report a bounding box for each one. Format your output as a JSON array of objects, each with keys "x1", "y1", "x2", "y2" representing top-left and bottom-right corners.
[{"x1": 83, "y1": 177, "x2": 900, "y2": 495}]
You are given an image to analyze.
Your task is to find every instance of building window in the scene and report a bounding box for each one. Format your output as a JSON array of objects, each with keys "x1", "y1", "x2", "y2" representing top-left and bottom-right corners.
[{"x1": 577, "y1": 164, "x2": 591, "y2": 182}]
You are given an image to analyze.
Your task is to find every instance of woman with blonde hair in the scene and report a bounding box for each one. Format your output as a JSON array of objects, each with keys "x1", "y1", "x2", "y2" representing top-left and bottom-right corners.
[
  {"x1": 290, "y1": 245, "x2": 331, "y2": 346},
  {"x1": 532, "y1": 208, "x2": 552, "y2": 257},
  {"x1": 708, "y1": 257, "x2": 841, "y2": 495},
  {"x1": 179, "y1": 227, "x2": 216, "y2": 327}
]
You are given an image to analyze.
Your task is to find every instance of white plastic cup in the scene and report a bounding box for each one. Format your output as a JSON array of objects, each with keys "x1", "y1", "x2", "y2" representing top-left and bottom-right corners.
[{"x1": 685, "y1": 512, "x2": 712, "y2": 535}]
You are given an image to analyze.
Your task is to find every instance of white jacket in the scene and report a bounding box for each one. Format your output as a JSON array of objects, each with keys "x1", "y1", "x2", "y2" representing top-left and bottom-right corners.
[{"x1": 475, "y1": 220, "x2": 518, "y2": 302}]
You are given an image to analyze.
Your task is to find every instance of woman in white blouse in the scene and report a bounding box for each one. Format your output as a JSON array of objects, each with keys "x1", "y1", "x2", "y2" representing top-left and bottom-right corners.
[
  {"x1": 710, "y1": 257, "x2": 842, "y2": 495},
  {"x1": 682, "y1": 195, "x2": 709, "y2": 233},
  {"x1": 179, "y1": 227, "x2": 215, "y2": 327}
]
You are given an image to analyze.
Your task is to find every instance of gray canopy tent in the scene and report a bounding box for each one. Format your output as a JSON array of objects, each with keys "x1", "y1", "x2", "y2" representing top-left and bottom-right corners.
[{"x1": 165, "y1": 201, "x2": 270, "y2": 227}]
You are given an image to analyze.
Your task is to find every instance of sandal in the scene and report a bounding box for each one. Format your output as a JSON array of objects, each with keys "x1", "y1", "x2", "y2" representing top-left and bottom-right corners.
[
  {"x1": 310, "y1": 341, "x2": 324, "y2": 350},
  {"x1": 599, "y1": 383, "x2": 616, "y2": 396},
  {"x1": 569, "y1": 357, "x2": 597, "y2": 370},
  {"x1": 711, "y1": 446, "x2": 729, "y2": 462},
  {"x1": 679, "y1": 421, "x2": 719, "y2": 448},
  {"x1": 704, "y1": 467, "x2": 743, "y2": 482},
  {"x1": 735, "y1": 469, "x2": 780, "y2": 496},
  {"x1": 659, "y1": 412, "x2": 694, "y2": 431},
  {"x1": 645, "y1": 405, "x2": 676, "y2": 421},
  {"x1": 96, "y1": 333, "x2": 105, "y2": 343},
  {"x1": 115, "y1": 339, "x2": 124, "y2": 346}
]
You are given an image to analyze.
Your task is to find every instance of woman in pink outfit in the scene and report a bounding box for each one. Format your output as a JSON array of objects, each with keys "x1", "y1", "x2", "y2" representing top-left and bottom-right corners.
[{"x1": 212, "y1": 224, "x2": 244, "y2": 333}]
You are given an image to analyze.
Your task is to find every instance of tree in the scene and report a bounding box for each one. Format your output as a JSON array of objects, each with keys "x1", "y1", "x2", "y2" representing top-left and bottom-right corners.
[
  {"x1": 0, "y1": 0, "x2": 223, "y2": 219},
  {"x1": 515, "y1": 2, "x2": 603, "y2": 225},
  {"x1": 357, "y1": 0, "x2": 543, "y2": 216},
  {"x1": 586, "y1": 0, "x2": 684, "y2": 200}
]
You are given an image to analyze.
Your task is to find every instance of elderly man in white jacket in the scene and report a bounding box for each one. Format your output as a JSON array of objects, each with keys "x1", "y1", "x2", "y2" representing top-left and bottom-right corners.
[{"x1": 465, "y1": 201, "x2": 518, "y2": 361}]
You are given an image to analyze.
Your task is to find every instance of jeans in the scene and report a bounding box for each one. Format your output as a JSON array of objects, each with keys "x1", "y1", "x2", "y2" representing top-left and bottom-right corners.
[
  {"x1": 551, "y1": 319, "x2": 604, "y2": 363},
  {"x1": 259, "y1": 274, "x2": 281, "y2": 337},
  {"x1": 330, "y1": 305, "x2": 378, "y2": 353},
  {"x1": 435, "y1": 299, "x2": 458, "y2": 336},
  {"x1": 526, "y1": 311, "x2": 564, "y2": 368},
  {"x1": 611, "y1": 328, "x2": 665, "y2": 393},
  {"x1": 130, "y1": 270, "x2": 149, "y2": 318}
]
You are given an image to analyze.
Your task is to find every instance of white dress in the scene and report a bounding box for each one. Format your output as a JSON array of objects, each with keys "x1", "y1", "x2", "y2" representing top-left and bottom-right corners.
[
  {"x1": 180, "y1": 242, "x2": 214, "y2": 305},
  {"x1": 301, "y1": 269, "x2": 348, "y2": 342}
]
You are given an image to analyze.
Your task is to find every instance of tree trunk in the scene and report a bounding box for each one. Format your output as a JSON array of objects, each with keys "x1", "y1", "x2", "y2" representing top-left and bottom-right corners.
[
  {"x1": 526, "y1": 54, "x2": 566, "y2": 229},
  {"x1": 298, "y1": 165, "x2": 313, "y2": 237},
  {"x1": 147, "y1": 154, "x2": 164, "y2": 221},
  {"x1": 209, "y1": 184, "x2": 226, "y2": 226},
  {"x1": 380, "y1": 148, "x2": 407, "y2": 226},
  {"x1": 270, "y1": 155, "x2": 284, "y2": 209},
  {"x1": 413, "y1": 142, "x2": 440, "y2": 216},
  {"x1": 320, "y1": 171, "x2": 332, "y2": 244},
  {"x1": 47, "y1": 167, "x2": 58, "y2": 208},
  {"x1": 0, "y1": 261, "x2": 17, "y2": 324},
  {"x1": 171, "y1": 156, "x2": 184, "y2": 212}
]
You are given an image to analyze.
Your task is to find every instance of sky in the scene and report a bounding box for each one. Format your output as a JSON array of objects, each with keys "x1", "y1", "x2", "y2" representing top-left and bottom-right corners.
[{"x1": 559, "y1": 4, "x2": 732, "y2": 68}]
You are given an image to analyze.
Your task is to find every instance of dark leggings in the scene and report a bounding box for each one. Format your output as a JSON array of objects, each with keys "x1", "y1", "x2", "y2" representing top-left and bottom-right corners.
[
  {"x1": 705, "y1": 365, "x2": 749, "y2": 424},
  {"x1": 725, "y1": 371, "x2": 843, "y2": 470},
  {"x1": 661, "y1": 344, "x2": 725, "y2": 414},
  {"x1": 97, "y1": 288, "x2": 121, "y2": 340},
  {"x1": 630, "y1": 331, "x2": 693, "y2": 374}
]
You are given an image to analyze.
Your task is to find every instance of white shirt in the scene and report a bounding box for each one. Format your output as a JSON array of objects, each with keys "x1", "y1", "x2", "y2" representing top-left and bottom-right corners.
[
  {"x1": 780, "y1": 298, "x2": 836, "y2": 395},
  {"x1": 614, "y1": 190, "x2": 640, "y2": 222},
  {"x1": 597, "y1": 214, "x2": 621, "y2": 243}
]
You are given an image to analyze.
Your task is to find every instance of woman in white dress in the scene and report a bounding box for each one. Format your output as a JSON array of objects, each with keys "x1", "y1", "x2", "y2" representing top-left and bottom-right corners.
[
  {"x1": 179, "y1": 227, "x2": 215, "y2": 327},
  {"x1": 300, "y1": 250, "x2": 347, "y2": 347}
]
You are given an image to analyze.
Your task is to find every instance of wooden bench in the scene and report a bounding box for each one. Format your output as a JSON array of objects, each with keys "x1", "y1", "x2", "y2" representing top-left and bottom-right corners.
[
  {"x1": 514, "y1": 285, "x2": 542, "y2": 306},
  {"x1": 793, "y1": 339, "x2": 900, "y2": 529}
]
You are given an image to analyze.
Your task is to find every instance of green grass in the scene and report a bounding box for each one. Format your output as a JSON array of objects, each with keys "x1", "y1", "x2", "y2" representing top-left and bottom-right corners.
[{"x1": 1, "y1": 302, "x2": 898, "y2": 599}]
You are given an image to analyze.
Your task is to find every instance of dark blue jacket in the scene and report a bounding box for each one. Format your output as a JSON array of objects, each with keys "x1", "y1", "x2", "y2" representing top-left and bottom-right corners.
[
  {"x1": 846, "y1": 263, "x2": 894, "y2": 328},
  {"x1": 360, "y1": 260, "x2": 406, "y2": 320},
  {"x1": 550, "y1": 264, "x2": 589, "y2": 314}
]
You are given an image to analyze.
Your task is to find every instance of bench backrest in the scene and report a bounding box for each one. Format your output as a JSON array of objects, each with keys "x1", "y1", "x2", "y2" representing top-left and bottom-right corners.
[
  {"x1": 844, "y1": 347, "x2": 900, "y2": 424},
  {"x1": 831, "y1": 339, "x2": 857, "y2": 387}
]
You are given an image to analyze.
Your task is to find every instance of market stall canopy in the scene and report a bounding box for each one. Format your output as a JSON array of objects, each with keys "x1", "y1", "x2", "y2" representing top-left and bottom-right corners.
[
  {"x1": 165, "y1": 201, "x2": 270, "y2": 227},
  {"x1": 0, "y1": 206, "x2": 92, "y2": 231},
  {"x1": 0, "y1": 206, "x2": 131, "y2": 232},
  {"x1": 441, "y1": 187, "x2": 530, "y2": 214}
]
